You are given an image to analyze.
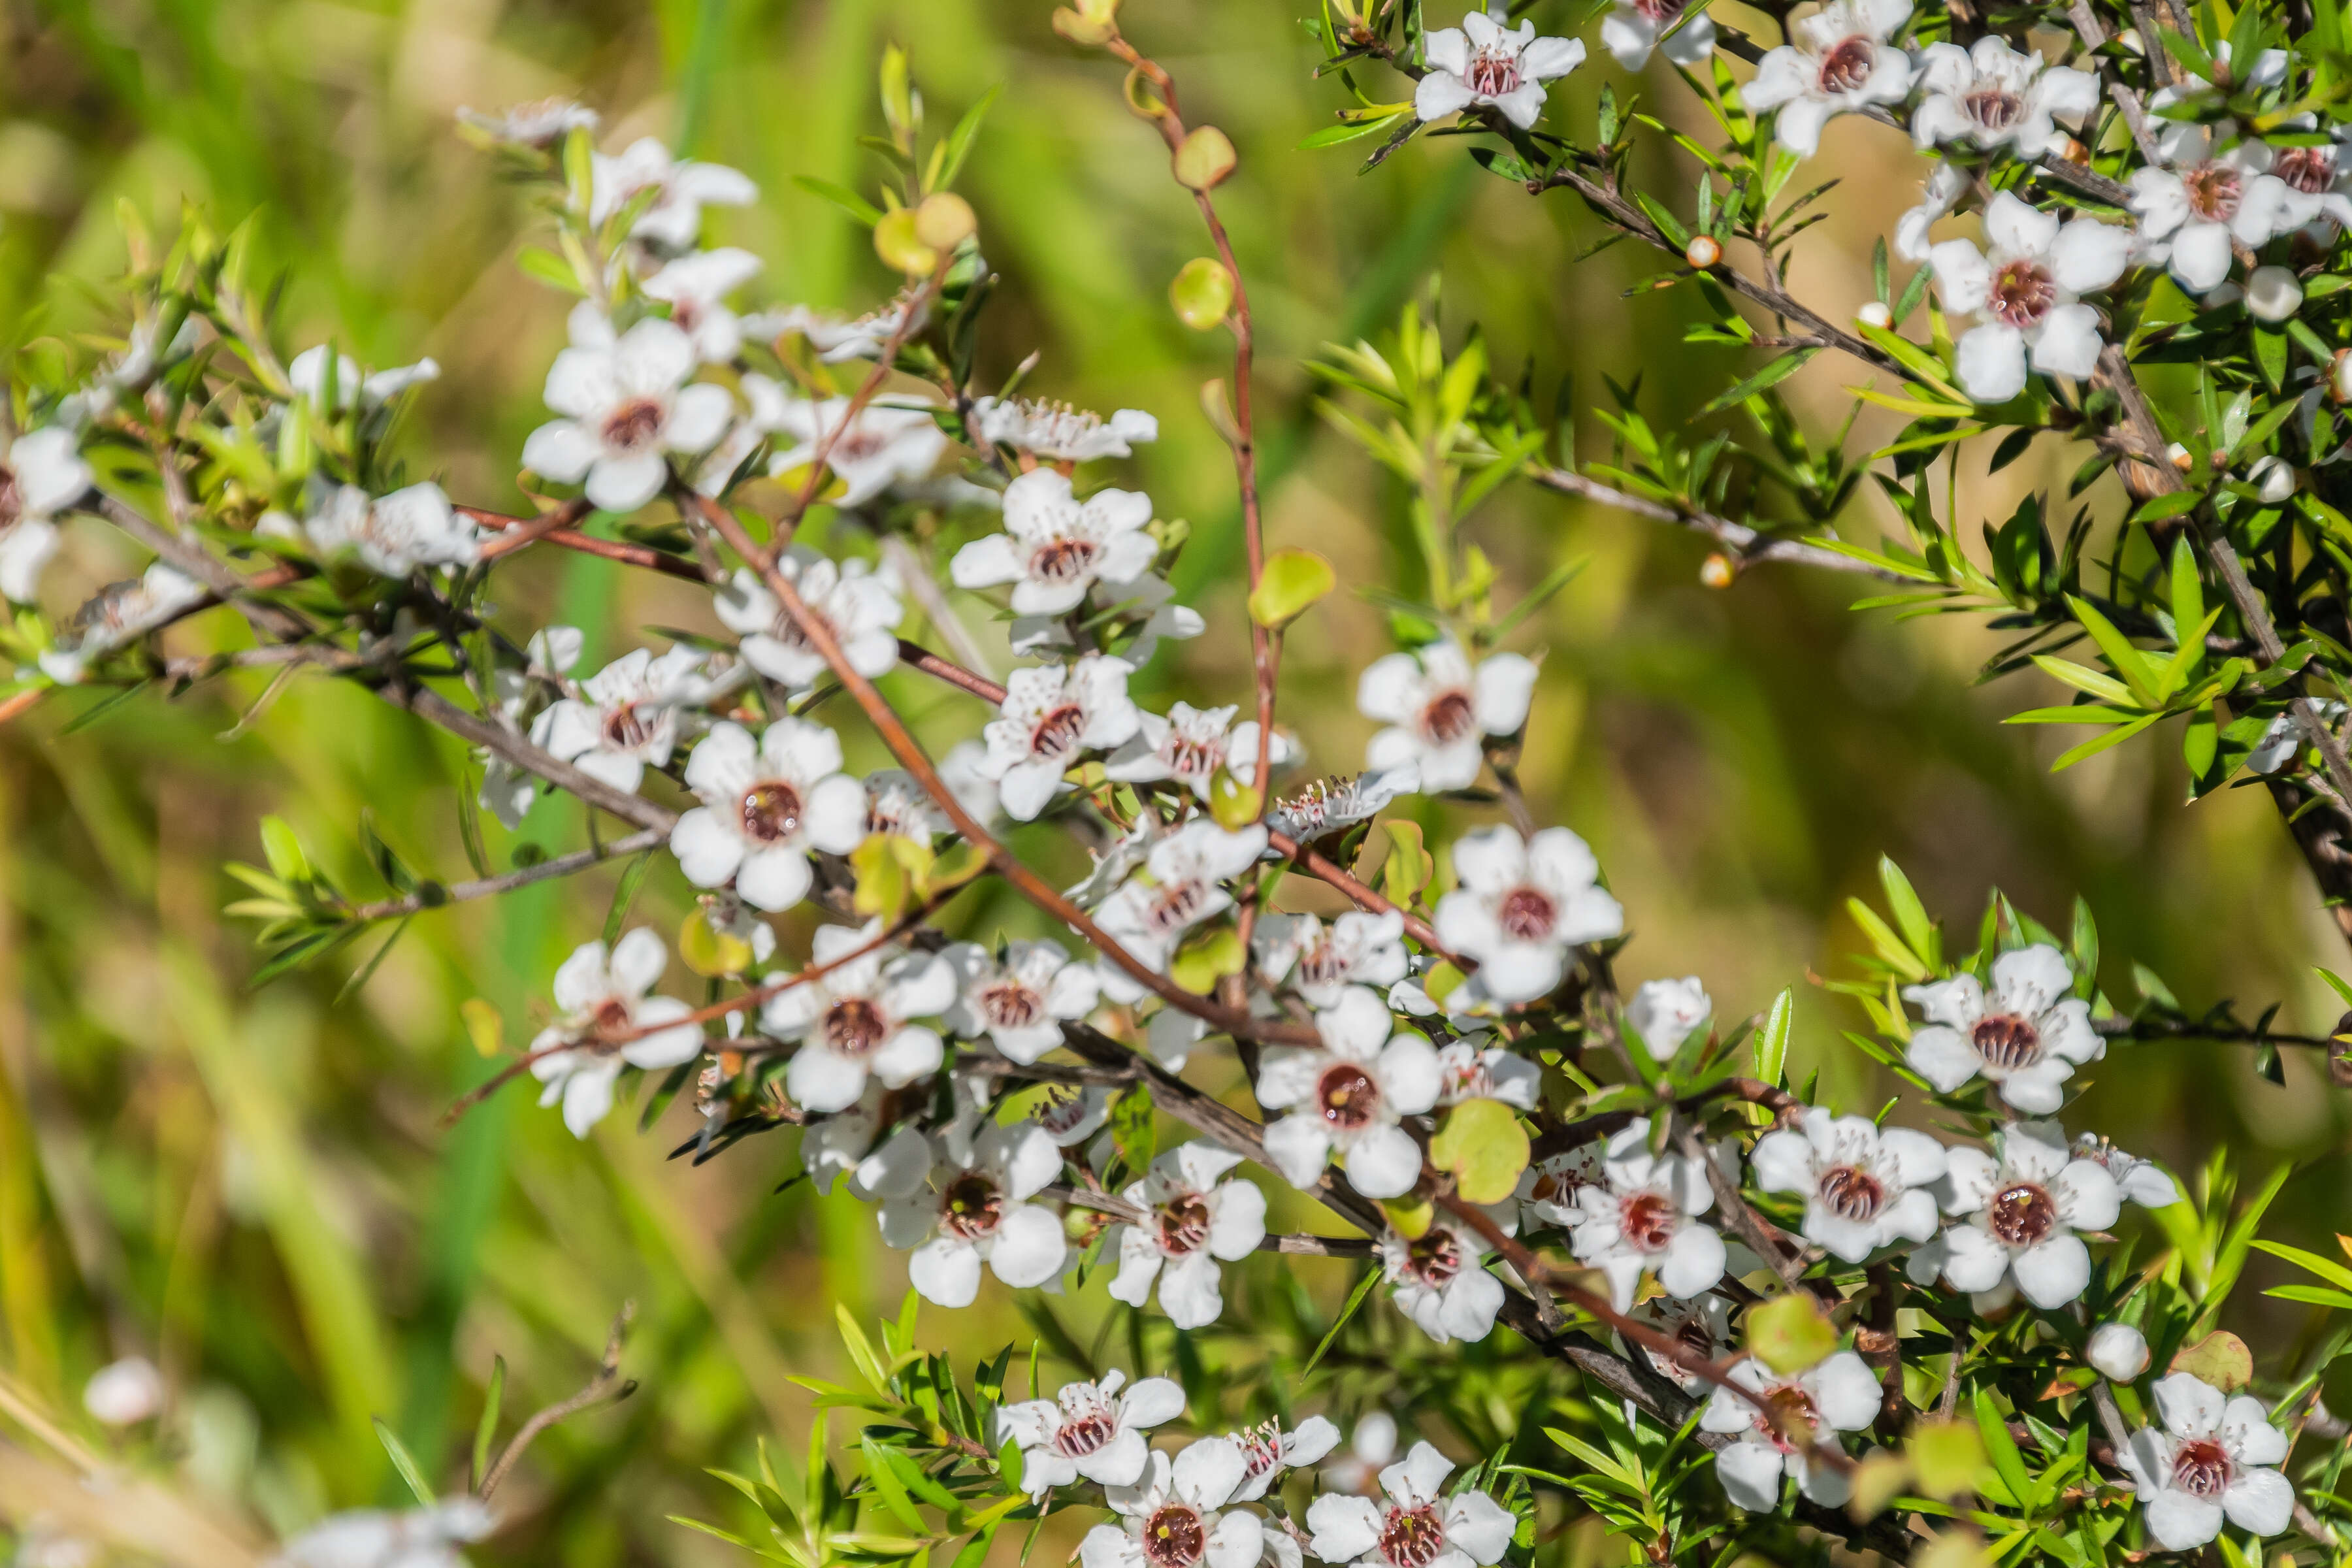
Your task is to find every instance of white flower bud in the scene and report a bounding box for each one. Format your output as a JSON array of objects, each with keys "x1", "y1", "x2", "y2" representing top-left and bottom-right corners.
[
  {"x1": 2086, "y1": 1322, "x2": 2149, "y2": 1381},
  {"x1": 2202, "y1": 282, "x2": 2244, "y2": 310},
  {"x1": 2167, "y1": 442, "x2": 2193, "y2": 472},
  {"x1": 1686, "y1": 235, "x2": 1722, "y2": 269},
  {"x1": 83, "y1": 1356, "x2": 165, "y2": 1426},
  {"x1": 2332, "y1": 347, "x2": 2352, "y2": 404},
  {"x1": 2249, "y1": 454, "x2": 2298, "y2": 502},
  {"x1": 2247, "y1": 265, "x2": 2304, "y2": 323},
  {"x1": 1857, "y1": 301, "x2": 1893, "y2": 329}
]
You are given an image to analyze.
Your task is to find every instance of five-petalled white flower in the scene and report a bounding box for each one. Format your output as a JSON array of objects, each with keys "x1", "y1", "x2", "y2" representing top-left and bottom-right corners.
[
  {"x1": 880, "y1": 1118, "x2": 1067, "y2": 1307},
  {"x1": 941, "y1": 939, "x2": 1102, "y2": 1063},
  {"x1": 1380, "y1": 1217, "x2": 1505, "y2": 1345},
  {"x1": 538, "y1": 645, "x2": 711, "y2": 794},
  {"x1": 1433, "y1": 826, "x2": 1624, "y2": 1005},
  {"x1": 2129, "y1": 131, "x2": 2304, "y2": 294},
  {"x1": 969, "y1": 397, "x2": 1160, "y2": 463},
  {"x1": 528, "y1": 930, "x2": 704, "y2": 1138},
  {"x1": 523, "y1": 308, "x2": 732, "y2": 512},
  {"x1": 1901, "y1": 943, "x2": 2103, "y2": 1111},
  {"x1": 1230, "y1": 1416, "x2": 1341, "y2": 1503},
  {"x1": 640, "y1": 246, "x2": 764, "y2": 363},
  {"x1": 1107, "y1": 1143, "x2": 1269, "y2": 1329},
  {"x1": 1094, "y1": 820, "x2": 1270, "y2": 986},
  {"x1": 760, "y1": 921, "x2": 956, "y2": 1113},
  {"x1": 1742, "y1": 0, "x2": 1915, "y2": 156},
  {"x1": 1257, "y1": 987, "x2": 1441, "y2": 1200},
  {"x1": 1254, "y1": 911, "x2": 1411, "y2": 1010},
  {"x1": 713, "y1": 551, "x2": 904, "y2": 693},
  {"x1": 1304, "y1": 1441, "x2": 1515, "y2": 1568},
  {"x1": 1083, "y1": 1440, "x2": 1264, "y2": 1568},
  {"x1": 1569, "y1": 1117, "x2": 1725, "y2": 1309},
  {"x1": 1911, "y1": 38, "x2": 2097, "y2": 154},
  {"x1": 977, "y1": 655, "x2": 1141, "y2": 821},
  {"x1": 589, "y1": 137, "x2": 757, "y2": 253},
  {"x1": 1414, "y1": 12, "x2": 1587, "y2": 130},
  {"x1": 1624, "y1": 976, "x2": 1712, "y2": 1061},
  {"x1": 1357, "y1": 641, "x2": 1538, "y2": 793},
  {"x1": 2125, "y1": 1373, "x2": 2296, "y2": 1549},
  {"x1": 1752, "y1": 1107, "x2": 1948, "y2": 1263},
  {"x1": 1907, "y1": 1119, "x2": 2119, "y2": 1309},
  {"x1": 997, "y1": 1369, "x2": 1186, "y2": 1496},
  {"x1": 670, "y1": 718, "x2": 868, "y2": 911},
  {"x1": 1929, "y1": 192, "x2": 2133, "y2": 404},
  {"x1": 1107, "y1": 702, "x2": 1292, "y2": 800},
  {"x1": 1701, "y1": 1351, "x2": 1882, "y2": 1511},
  {"x1": 953, "y1": 468, "x2": 1158, "y2": 617}
]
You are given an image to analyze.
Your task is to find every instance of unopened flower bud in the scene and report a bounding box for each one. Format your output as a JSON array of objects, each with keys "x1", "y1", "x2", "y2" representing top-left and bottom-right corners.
[
  {"x1": 2333, "y1": 348, "x2": 2352, "y2": 404},
  {"x1": 913, "y1": 191, "x2": 977, "y2": 251},
  {"x1": 2202, "y1": 282, "x2": 2244, "y2": 310},
  {"x1": 2250, "y1": 454, "x2": 2298, "y2": 502},
  {"x1": 1685, "y1": 235, "x2": 1721, "y2": 269},
  {"x1": 2054, "y1": 135, "x2": 2089, "y2": 165},
  {"x1": 1856, "y1": 300, "x2": 1892, "y2": 329},
  {"x1": 2117, "y1": 26, "x2": 2145, "y2": 52},
  {"x1": 2086, "y1": 1322, "x2": 2150, "y2": 1381},
  {"x1": 2247, "y1": 265, "x2": 2304, "y2": 323},
  {"x1": 1700, "y1": 552, "x2": 1735, "y2": 588},
  {"x1": 2168, "y1": 442, "x2": 2193, "y2": 472},
  {"x1": 84, "y1": 1356, "x2": 165, "y2": 1426}
]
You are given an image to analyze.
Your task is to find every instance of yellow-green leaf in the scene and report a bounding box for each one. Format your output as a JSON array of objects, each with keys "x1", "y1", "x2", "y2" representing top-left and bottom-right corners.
[
  {"x1": 1248, "y1": 547, "x2": 1337, "y2": 629},
  {"x1": 1169, "y1": 922, "x2": 1245, "y2": 994},
  {"x1": 1748, "y1": 1292, "x2": 1837, "y2": 1375},
  {"x1": 2170, "y1": 1330, "x2": 2253, "y2": 1391},
  {"x1": 1429, "y1": 1098, "x2": 1529, "y2": 1204},
  {"x1": 460, "y1": 998, "x2": 504, "y2": 1058},
  {"x1": 681, "y1": 907, "x2": 755, "y2": 977},
  {"x1": 1171, "y1": 257, "x2": 1234, "y2": 330},
  {"x1": 1173, "y1": 126, "x2": 1237, "y2": 190}
]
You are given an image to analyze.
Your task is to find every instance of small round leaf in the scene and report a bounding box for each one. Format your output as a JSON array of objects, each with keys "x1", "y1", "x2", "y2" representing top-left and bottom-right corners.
[
  {"x1": 1748, "y1": 1292, "x2": 1838, "y2": 1375},
  {"x1": 1173, "y1": 126, "x2": 1237, "y2": 191},
  {"x1": 1248, "y1": 548, "x2": 1336, "y2": 629},
  {"x1": 1170, "y1": 257, "x2": 1234, "y2": 330}
]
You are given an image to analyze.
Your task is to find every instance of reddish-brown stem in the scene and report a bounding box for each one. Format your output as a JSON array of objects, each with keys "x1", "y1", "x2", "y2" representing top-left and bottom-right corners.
[{"x1": 476, "y1": 498, "x2": 593, "y2": 560}]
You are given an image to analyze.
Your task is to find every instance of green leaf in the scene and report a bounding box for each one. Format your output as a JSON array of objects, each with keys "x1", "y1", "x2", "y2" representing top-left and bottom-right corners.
[
  {"x1": 1171, "y1": 258, "x2": 1235, "y2": 331},
  {"x1": 602, "y1": 849, "x2": 656, "y2": 949},
  {"x1": 1109, "y1": 1084, "x2": 1155, "y2": 1177},
  {"x1": 1878, "y1": 856, "x2": 1937, "y2": 969},
  {"x1": 2169, "y1": 1330, "x2": 2253, "y2": 1391},
  {"x1": 794, "y1": 175, "x2": 885, "y2": 227},
  {"x1": 1747, "y1": 1292, "x2": 1836, "y2": 1374},
  {"x1": 374, "y1": 1415, "x2": 436, "y2": 1504},
  {"x1": 934, "y1": 85, "x2": 1002, "y2": 190},
  {"x1": 1303, "y1": 1267, "x2": 1382, "y2": 1377},
  {"x1": 1752, "y1": 988, "x2": 1793, "y2": 1086},
  {"x1": 1429, "y1": 1098, "x2": 1530, "y2": 1204},
  {"x1": 1298, "y1": 114, "x2": 1407, "y2": 150},
  {"x1": 1249, "y1": 547, "x2": 1337, "y2": 629},
  {"x1": 470, "y1": 1354, "x2": 506, "y2": 1489},
  {"x1": 1972, "y1": 1389, "x2": 2032, "y2": 1507},
  {"x1": 1909, "y1": 1418, "x2": 1987, "y2": 1500},
  {"x1": 1695, "y1": 347, "x2": 1818, "y2": 419},
  {"x1": 2251, "y1": 1239, "x2": 2352, "y2": 1294}
]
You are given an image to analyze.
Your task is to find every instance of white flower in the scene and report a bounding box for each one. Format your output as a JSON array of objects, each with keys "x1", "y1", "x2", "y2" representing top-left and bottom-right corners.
[
  {"x1": 1433, "y1": 826, "x2": 1624, "y2": 1005},
  {"x1": 2270, "y1": 126, "x2": 2352, "y2": 234},
  {"x1": 1894, "y1": 161, "x2": 1968, "y2": 263},
  {"x1": 2087, "y1": 1322, "x2": 2151, "y2": 1381},
  {"x1": 1414, "y1": 12, "x2": 1586, "y2": 130},
  {"x1": 1601, "y1": 0, "x2": 1714, "y2": 70},
  {"x1": 83, "y1": 1356, "x2": 165, "y2": 1425},
  {"x1": 969, "y1": 397, "x2": 1159, "y2": 462},
  {"x1": 952, "y1": 468, "x2": 1158, "y2": 617},
  {"x1": 1254, "y1": 912, "x2": 1411, "y2": 1010},
  {"x1": 1093, "y1": 819, "x2": 1268, "y2": 982},
  {"x1": 1356, "y1": 640, "x2": 1537, "y2": 792},
  {"x1": 1083, "y1": 1441, "x2": 1264, "y2": 1568},
  {"x1": 457, "y1": 97, "x2": 598, "y2": 146},
  {"x1": 589, "y1": 137, "x2": 756, "y2": 252},
  {"x1": 480, "y1": 627, "x2": 585, "y2": 827},
  {"x1": 800, "y1": 1084, "x2": 934, "y2": 1200},
  {"x1": 1911, "y1": 39, "x2": 2097, "y2": 153},
  {"x1": 863, "y1": 767, "x2": 950, "y2": 841},
  {"x1": 1257, "y1": 987, "x2": 1441, "y2": 1200},
  {"x1": 537, "y1": 645, "x2": 710, "y2": 794},
  {"x1": 939, "y1": 738, "x2": 1004, "y2": 826},
  {"x1": 1929, "y1": 193, "x2": 2134, "y2": 404},
  {"x1": 1230, "y1": 1416, "x2": 1342, "y2": 1503},
  {"x1": 2070, "y1": 1133, "x2": 2180, "y2": 1207},
  {"x1": 1305, "y1": 1441, "x2": 1515, "y2": 1568},
  {"x1": 2246, "y1": 264, "x2": 2304, "y2": 323},
  {"x1": 941, "y1": 939, "x2": 1102, "y2": 1062},
  {"x1": 1009, "y1": 570, "x2": 1205, "y2": 668},
  {"x1": 1742, "y1": 0, "x2": 1915, "y2": 156},
  {"x1": 304, "y1": 482, "x2": 481, "y2": 576},
  {"x1": 1627, "y1": 1294, "x2": 1731, "y2": 1391},
  {"x1": 976, "y1": 655, "x2": 1141, "y2": 821},
  {"x1": 1266, "y1": 768, "x2": 1419, "y2": 843},
  {"x1": 2125, "y1": 1374, "x2": 2295, "y2": 1549},
  {"x1": 522, "y1": 310, "x2": 732, "y2": 512},
  {"x1": 1700, "y1": 1352, "x2": 1881, "y2": 1510},
  {"x1": 1380, "y1": 1218, "x2": 1504, "y2": 1344},
  {"x1": 880, "y1": 1119, "x2": 1066, "y2": 1306},
  {"x1": 288, "y1": 345, "x2": 440, "y2": 411},
  {"x1": 1624, "y1": 977, "x2": 1711, "y2": 1060},
  {"x1": 1901, "y1": 944, "x2": 2104, "y2": 1111},
  {"x1": 1107, "y1": 702, "x2": 1295, "y2": 799},
  {"x1": 1516, "y1": 1143, "x2": 1605, "y2": 1230},
  {"x1": 750, "y1": 289, "x2": 930, "y2": 362},
  {"x1": 270, "y1": 1500, "x2": 493, "y2": 1568},
  {"x1": 1431, "y1": 1034, "x2": 1540, "y2": 1110},
  {"x1": 39, "y1": 563, "x2": 206, "y2": 683},
  {"x1": 1030, "y1": 1085, "x2": 1113, "y2": 1147},
  {"x1": 640, "y1": 247, "x2": 763, "y2": 363},
  {"x1": 1322, "y1": 1414, "x2": 1399, "y2": 1495},
  {"x1": 760, "y1": 921, "x2": 956, "y2": 1114},
  {"x1": 1, "y1": 426, "x2": 91, "y2": 603},
  {"x1": 2129, "y1": 133, "x2": 2306, "y2": 294},
  {"x1": 1752, "y1": 1108, "x2": 1947, "y2": 1262},
  {"x1": 997, "y1": 1369, "x2": 1186, "y2": 1495},
  {"x1": 713, "y1": 551, "x2": 904, "y2": 693},
  {"x1": 528, "y1": 930, "x2": 704, "y2": 1138},
  {"x1": 767, "y1": 393, "x2": 948, "y2": 507},
  {"x1": 1907, "y1": 1120, "x2": 2119, "y2": 1309},
  {"x1": 670, "y1": 719, "x2": 867, "y2": 911},
  {"x1": 1108, "y1": 1143, "x2": 1268, "y2": 1328},
  {"x1": 1569, "y1": 1117, "x2": 1725, "y2": 1309}
]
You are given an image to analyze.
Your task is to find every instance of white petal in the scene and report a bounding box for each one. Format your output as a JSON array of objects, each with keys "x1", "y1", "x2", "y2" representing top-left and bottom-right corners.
[
  {"x1": 2028, "y1": 304, "x2": 2106, "y2": 380},
  {"x1": 1343, "y1": 1125, "x2": 1424, "y2": 1200},
  {"x1": 1956, "y1": 323, "x2": 2029, "y2": 404},
  {"x1": 1715, "y1": 1440, "x2": 1788, "y2": 1511},
  {"x1": 1306, "y1": 1495, "x2": 1382, "y2": 1562},
  {"x1": 2223, "y1": 1467, "x2": 2295, "y2": 1536},
  {"x1": 987, "y1": 1203, "x2": 1070, "y2": 1288},
  {"x1": 909, "y1": 1237, "x2": 982, "y2": 1307}
]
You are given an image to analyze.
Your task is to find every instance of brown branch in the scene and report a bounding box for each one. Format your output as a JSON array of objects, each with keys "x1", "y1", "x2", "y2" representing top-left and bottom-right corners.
[
  {"x1": 374, "y1": 681, "x2": 678, "y2": 834},
  {"x1": 346, "y1": 826, "x2": 669, "y2": 923},
  {"x1": 1674, "y1": 1119, "x2": 1815, "y2": 1297},
  {"x1": 1527, "y1": 465, "x2": 1910, "y2": 582},
  {"x1": 476, "y1": 1303, "x2": 638, "y2": 1498}
]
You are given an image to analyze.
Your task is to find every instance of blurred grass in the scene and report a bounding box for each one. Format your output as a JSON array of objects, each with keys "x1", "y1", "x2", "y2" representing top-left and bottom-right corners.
[{"x1": 2, "y1": 0, "x2": 2349, "y2": 1562}]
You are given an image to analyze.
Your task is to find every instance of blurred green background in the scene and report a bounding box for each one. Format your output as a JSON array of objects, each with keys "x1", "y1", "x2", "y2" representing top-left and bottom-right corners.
[{"x1": 2, "y1": 0, "x2": 2348, "y2": 1561}]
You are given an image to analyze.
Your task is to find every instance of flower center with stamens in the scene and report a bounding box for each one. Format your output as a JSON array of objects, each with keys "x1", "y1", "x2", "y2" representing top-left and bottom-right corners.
[
  {"x1": 1051, "y1": 1401, "x2": 1118, "y2": 1456},
  {"x1": 0, "y1": 465, "x2": 18, "y2": 529},
  {"x1": 1378, "y1": 1504, "x2": 1448, "y2": 1568},
  {"x1": 1818, "y1": 36, "x2": 1877, "y2": 94},
  {"x1": 1674, "y1": 1315, "x2": 1718, "y2": 1359},
  {"x1": 2276, "y1": 145, "x2": 2339, "y2": 194},
  {"x1": 1633, "y1": 0, "x2": 1686, "y2": 20},
  {"x1": 941, "y1": 1172, "x2": 1004, "y2": 1239},
  {"x1": 2172, "y1": 1438, "x2": 2232, "y2": 1497},
  {"x1": 1465, "y1": 44, "x2": 1524, "y2": 98},
  {"x1": 1030, "y1": 702, "x2": 1089, "y2": 760},
  {"x1": 1497, "y1": 886, "x2": 1558, "y2": 942},
  {"x1": 980, "y1": 980, "x2": 1043, "y2": 1030},
  {"x1": 1034, "y1": 1088, "x2": 1095, "y2": 1139},
  {"x1": 1316, "y1": 1064, "x2": 1381, "y2": 1131},
  {"x1": 602, "y1": 397, "x2": 666, "y2": 451},
  {"x1": 1406, "y1": 1227, "x2": 1465, "y2": 1287},
  {"x1": 2184, "y1": 162, "x2": 2244, "y2": 221},
  {"x1": 1970, "y1": 1012, "x2": 2042, "y2": 1069},
  {"x1": 1143, "y1": 1505, "x2": 1207, "y2": 1568},
  {"x1": 1236, "y1": 1420, "x2": 1283, "y2": 1480},
  {"x1": 1962, "y1": 84, "x2": 2023, "y2": 131},
  {"x1": 1143, "y1": 879, "x2": 1209, "y2": 936},
  {"x1": 590, "y1": 997, "x2": 634, "y2": 1038},
  {"x1": 1297, "y1": 936, "x2": 1347, "y2": 990},
  {"x1": 1619, "y1": 1190, "x2": 1681, "y2": 1251},
  {"x1": 1762, "y1": 1385, "x2": 1820, "y2": 1448},
  {"x1": 823, "y1": 997, "x2": 889, "y2": 1057},
  {"x1": 1817, "y1": 1164, "x2": 1887, "y2": 1220},
  {"x1": 1419, "y1": 689, "x2": 1477, "y2": 744},
  {"x1": 740, "y1": 781, "x2": 803, "y2": 843},
  {"x1": 604, "y1": 703, "x2": 655, "y2": 750},
  {"x1": 1987, "y1": 260, "x2": 2057, "y2": 329},
  {"x1": 1987, "y1": 1182, "x2": 2058, "y2": 1245},
  {"x1": 1529, "y1": 1158, "x2": 1598, "y2": 1206},
  {"x1": 1158, "y1": 1193, "x2": 1213, "y2": 1254},
  {"x1": 1162, "y1": 730, "x2": 1228, "y2": 779},
  {"x1": 1029, "y1": 536, "x2": 1101, "y2": 584}
]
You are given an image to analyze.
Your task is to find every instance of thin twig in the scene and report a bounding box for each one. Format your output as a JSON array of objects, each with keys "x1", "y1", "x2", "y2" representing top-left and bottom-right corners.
[{"x1": 477, "y1": 1303, "x2": 638, "y2": 1499}]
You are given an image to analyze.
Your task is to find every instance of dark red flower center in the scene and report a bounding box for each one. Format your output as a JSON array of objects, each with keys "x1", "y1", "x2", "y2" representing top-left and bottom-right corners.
[
  {"x1": 1030, "y1": 702, "x2": 1088, "y2": 760},
  {"x1": 1498, "y1": 886, "x2": 1558, "y2": 942},
  {"x1": 980, "y1": 980, "x2": 1042, "y2": 1030},
  {"x1": 2172, "y1": 1437, "x2": 2232, "y2": 1497},
  {"x1": 1817, "y1": 1164, "x2": 1886, "y2": 1220},
  {"x1": 1465, "y1": 46, "x2": 1523, "y2": 98},
  {"x1": 1987, "y1": 1181, "x2": 2057, "y2": 1245},
  {"x1": 941, "y1": 1173, "x2": 1004, "y2": 1239},
  {"x1": 1029, "y1": 536, "x2": 1100, "y2": 583},
  {"x1": 1420, "y1": 689, "x2": 1477, "y2": 744},
  {"x1": 2276, "y1": 145, "x2": 2339, "y2": 195},
  {"x1": 1143, "y1": 1505, "x2": 1207, "y2": 1568},
  {"x1": 1970, "y1": 1012, "x2": 2042, "y2": 1069},
  {"x1": 2185, "y1": 162, "x2": 2244, "y2": 221},
  {"x1": 602, "y1": 397, "x2": 666, "y2": 451},
  {"x1": 1379, "y1": 1504, "x2": 1448, "y2": 1568},
  {"x1": 1158, "y1": 1193, "x2": 1213, "y2": 1254},
  {"x1": 604, "y1": 703, "x2": 655, "y2": 750},
  {"x1": 1052, "y1": 1407, "x2": 1118, "y2": 1456},
  {"x1": 1987, "y1": 259, "x2": 2057, "y2": 328},
  {"x1": 740, "y1": 781, "x2": 803, "y2": 842},
  {"x1": 1406, "y1": 1226, "x2": 1465, "y2": 1288},
  {"x1": 1818, "y1": 37, "x2": 1877, "y2": 94},
  {"x1": 1142, "y1": 879, "x2": 1210, "y2": 936},
  {"x1": 824, "y1": 996, "x2": 888, "y2": 1057},
  {"x1": 1163, "y1": 732, "x2": 1226, "y2": 779},
  {"x1": 1962, "y1": 85, "x2": 2023, "y2": 131},
  {"x1": 1620, "y1": 1190, "x2": 1681, "y2": 1252},
  {"x1": 1317, "y1": 1064, "x2": 1381, "y2": 1131}
]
